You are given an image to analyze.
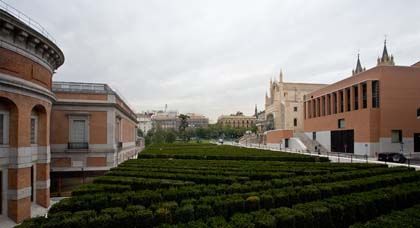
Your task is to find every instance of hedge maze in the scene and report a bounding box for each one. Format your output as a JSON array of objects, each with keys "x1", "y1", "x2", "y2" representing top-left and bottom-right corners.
[{"x1": 19, "y1": 144, "x2": 420, "y2": 227}]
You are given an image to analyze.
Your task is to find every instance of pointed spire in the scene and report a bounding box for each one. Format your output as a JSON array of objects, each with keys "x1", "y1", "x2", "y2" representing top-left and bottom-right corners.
[
  {"x1": 382, "y1": 39, "x2": 389, "y2": 60},
  {"x1": 353, "y1": 52, "x2": 365, "y2": 75},
  {"x1": 255, "y1": 104, "x2": 258, "y2": 117},
  {"x1": 377, "y1": 37, "x2": 395, "y2": 66}
]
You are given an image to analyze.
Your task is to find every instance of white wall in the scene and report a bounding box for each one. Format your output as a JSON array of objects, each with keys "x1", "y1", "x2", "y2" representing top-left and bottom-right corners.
[{"x1": 304, "y1": 131, "x2": 331, "y2": 151}]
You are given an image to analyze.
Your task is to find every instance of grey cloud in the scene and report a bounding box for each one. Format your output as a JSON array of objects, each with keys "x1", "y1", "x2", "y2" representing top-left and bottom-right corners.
[{"x1": 12, "y1": 0, "x2": 420, "y2": 122}]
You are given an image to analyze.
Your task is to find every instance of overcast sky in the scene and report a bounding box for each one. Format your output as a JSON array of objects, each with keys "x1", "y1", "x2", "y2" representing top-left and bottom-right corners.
[{"x1": 12, "y1": 0, "x2": 420, "y2": 122}]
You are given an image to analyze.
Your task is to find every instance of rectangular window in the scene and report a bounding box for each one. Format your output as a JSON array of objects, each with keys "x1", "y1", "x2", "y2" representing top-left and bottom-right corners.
[
  {"x1": 294, "y1": 118, "x2": 297, "y2": 127},
  {"x1": 312, "y1": 132, "x2": 316, "y2": 140},
  {"x1": 354, "y1": 85, "x2": 359, "y2": 110},
  {"x1": 294, "y1": 107, "x2": 298, "y2": 112},
  {"x1": 339, "y1": 91, "x2": 344, "y2": 112},
  {"x1": 333, "y1": 93, "x2": 337, "y2": 114},
  {"x1": 317, "y1": 98, "x2": 321, "y2": 117},
  {"x1": 338, "y1": 119, "x2": 345, "y2": 129},
  {"x1": 71, "y1": 119, "x2": 87, "y2": 142},
  {"x1": 322, "y1": 96, "x2": 326, "y2": 116},
  {"x1": 0, "y1": 114, "x2": 3, "y2": 144},
  {"x1": 362, "y1": 83, "x2": 367, "y2": 108},
  {"x1": 391, "y1": 130, "x2": 402, "y2": 143},
  {"x1": 327, "y1": 94, "x2": 331, "y2": 115},
  {"x1": 346, "y1": 88, "x2": 351, "y2": 111},
  {"x1": 30, "y1": 117, "x2": 37, "y2": 144},
  {"x1": 372, "y1": 80, "x2": 380, "y2": 108}
]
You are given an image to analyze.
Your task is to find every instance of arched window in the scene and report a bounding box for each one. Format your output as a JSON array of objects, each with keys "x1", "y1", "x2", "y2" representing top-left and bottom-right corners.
[
  {"x1": 293, "y1": 118, "x2": 298, "y2": 127},
  {"x1": 417, "y1": 108, "x2": 420, "y2": 119}
]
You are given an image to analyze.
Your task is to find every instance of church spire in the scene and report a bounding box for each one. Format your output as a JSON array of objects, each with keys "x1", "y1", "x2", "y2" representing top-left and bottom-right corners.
[
  {"x1": 377, "y1": 38, "x2": 395, "y2": 66},
  {"x1": 352, "y1": 52, "x2": 365, "y2": 75},
  {"x1": 254, "y1": 104, "x2": 258, "y2": 117}
]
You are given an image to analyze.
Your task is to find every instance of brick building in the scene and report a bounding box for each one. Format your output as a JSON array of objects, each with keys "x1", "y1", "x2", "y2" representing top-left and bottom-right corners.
[
  {"x1": 50, "y1": 82, "x2": 140, "y2": 196},
  {"x1": 0, "y1": 7, "x2": 141, "y2": 223},
  {"x1": 0, "y1": 8, "x2": 64, "y2": 222},
  {"x1": 304, "y1": 42, "x2": 420, "y2": 157}
]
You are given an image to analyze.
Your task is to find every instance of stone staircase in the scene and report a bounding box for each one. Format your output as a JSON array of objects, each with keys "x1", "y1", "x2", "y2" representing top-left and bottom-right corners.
[{"x1": 294, "y1": 132, "x2": 329, "y2": 154}]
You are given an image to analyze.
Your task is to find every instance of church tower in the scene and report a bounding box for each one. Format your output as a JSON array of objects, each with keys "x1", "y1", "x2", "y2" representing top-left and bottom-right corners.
[
  {"x1": 352, "y1": 53, "x2": 366, "y2": 75},
  {"x1": 377, "y1": 39, "x2": 395, "y2": 66}
]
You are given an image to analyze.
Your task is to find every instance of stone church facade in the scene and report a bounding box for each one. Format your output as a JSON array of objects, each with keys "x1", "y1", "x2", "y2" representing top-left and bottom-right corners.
[{"x1": 264, "y1": 71, "x2": 327, "y2": 132}]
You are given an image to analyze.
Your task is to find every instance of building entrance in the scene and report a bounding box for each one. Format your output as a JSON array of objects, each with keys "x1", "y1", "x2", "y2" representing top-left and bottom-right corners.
[
  {"x1": 331, "y1": 130, "x2": 354, "y2": 153},
  {"x1": 415, "y1": 133, "x2": 420, "y2": 153}
]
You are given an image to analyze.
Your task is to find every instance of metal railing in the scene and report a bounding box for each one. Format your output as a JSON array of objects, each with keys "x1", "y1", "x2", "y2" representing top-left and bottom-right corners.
[
  {"x1": 0, "y1": 0, "x2": 56, "y2": 43},
  {"x1": 68, "y1": 142, "x2": 89, "y2": 150}
]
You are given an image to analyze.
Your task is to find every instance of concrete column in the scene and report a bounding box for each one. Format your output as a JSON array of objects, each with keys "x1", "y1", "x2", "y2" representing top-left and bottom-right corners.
[{"x1": 343, "y1": 89, "x2": 349, "y2": 112}]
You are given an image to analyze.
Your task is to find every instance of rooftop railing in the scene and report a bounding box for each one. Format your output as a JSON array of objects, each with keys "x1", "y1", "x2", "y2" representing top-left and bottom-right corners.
[{"x1": 0, "y1": 0, "x2": 56, "y2": 43}]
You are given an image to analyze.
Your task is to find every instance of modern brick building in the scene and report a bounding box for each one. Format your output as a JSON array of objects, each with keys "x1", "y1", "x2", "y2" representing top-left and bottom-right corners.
[
  {"x1": 0, "y1": 8, "x2": 64, "y2": 222},
  {"x1": 304, "y1": 42, "x2": 420, "y2": 157},
  {"x1": 50, "y1": 82, "x2": 140, "y2": 196}
]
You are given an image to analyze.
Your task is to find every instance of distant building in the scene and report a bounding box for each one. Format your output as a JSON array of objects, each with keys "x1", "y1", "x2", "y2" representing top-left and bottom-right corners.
[
  {"x1": 50, "y1": 82, "x2": 140, "y2": 195},
  {"x1": 217, "y1": 112, "x2": 256, "y2": 128},
  {"x1": 152, "y1": 111, "x2": 179, "y2": 130},
  {"x1": 265, "y1": 70, "x2": 327, "y2": 132},
  {"x1": 137, "y1": 112, "x2": 153, "y2": 134},
  {"x1": 304, "y1": 41, "x2": 420, "y2": 157},
  {"x1": 151, "y1": 111, "x2": 209, "y2": 130},
  {"x1": 186, "y1": 113, "x2": 209, "y2": 128}
]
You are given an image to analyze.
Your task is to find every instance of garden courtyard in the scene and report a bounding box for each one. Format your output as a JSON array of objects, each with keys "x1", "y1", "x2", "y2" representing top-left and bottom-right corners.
[{"x1": 19, "y1": 143, "x2": 420, "y2": 228}]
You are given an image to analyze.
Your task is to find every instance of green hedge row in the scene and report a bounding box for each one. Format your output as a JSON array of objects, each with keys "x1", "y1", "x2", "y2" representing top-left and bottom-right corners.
[
  {"x1": 168, "y1": 180, "x2": 420, "y2": 228},
  {"x1": 92, "y1": 175, "x2": 195, "y2": 190},
  {"x1": 71, "y1": 166, "x2": 410, "y2": 200},
  {"x1": 139, "y1": 153, "x2": 329, "y2": 162},
  {"x1": 55, "y1": 171, "x2": 420, "y2": 225},
  {"x1": 350, "y1": 204, "x2": 420, "y2": 228}
]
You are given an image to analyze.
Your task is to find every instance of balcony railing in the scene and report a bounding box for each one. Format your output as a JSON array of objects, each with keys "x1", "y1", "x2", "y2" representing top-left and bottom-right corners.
[
  {"x1": 68, "y1": 142, "x2": 89, "y2": 150},
  {"x1": 0, "y1": 0, "x2": 56, "y2": 43}
]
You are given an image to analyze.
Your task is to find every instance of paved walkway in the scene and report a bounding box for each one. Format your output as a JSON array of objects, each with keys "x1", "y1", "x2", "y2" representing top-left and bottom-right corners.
[
  {"x1": 223, "y1": 141, "x2": 420, "y2": 171},
  {"x1": 0, "y1": 197, "x2": 66, "y2": 228}
]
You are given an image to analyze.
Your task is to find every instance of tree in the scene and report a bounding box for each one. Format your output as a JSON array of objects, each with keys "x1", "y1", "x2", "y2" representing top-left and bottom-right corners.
[
  {"x1": 165, "y1": 130, "x2": 177, "y2": 143},
  {"x1": 178, "y1": 114, "x2": 190, "y2": 141}
]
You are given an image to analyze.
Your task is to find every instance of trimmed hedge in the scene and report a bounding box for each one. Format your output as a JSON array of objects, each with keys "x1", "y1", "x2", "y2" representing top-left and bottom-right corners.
[{"x1": 17, "y1": 143, "x2": 420, "y2": 228}]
